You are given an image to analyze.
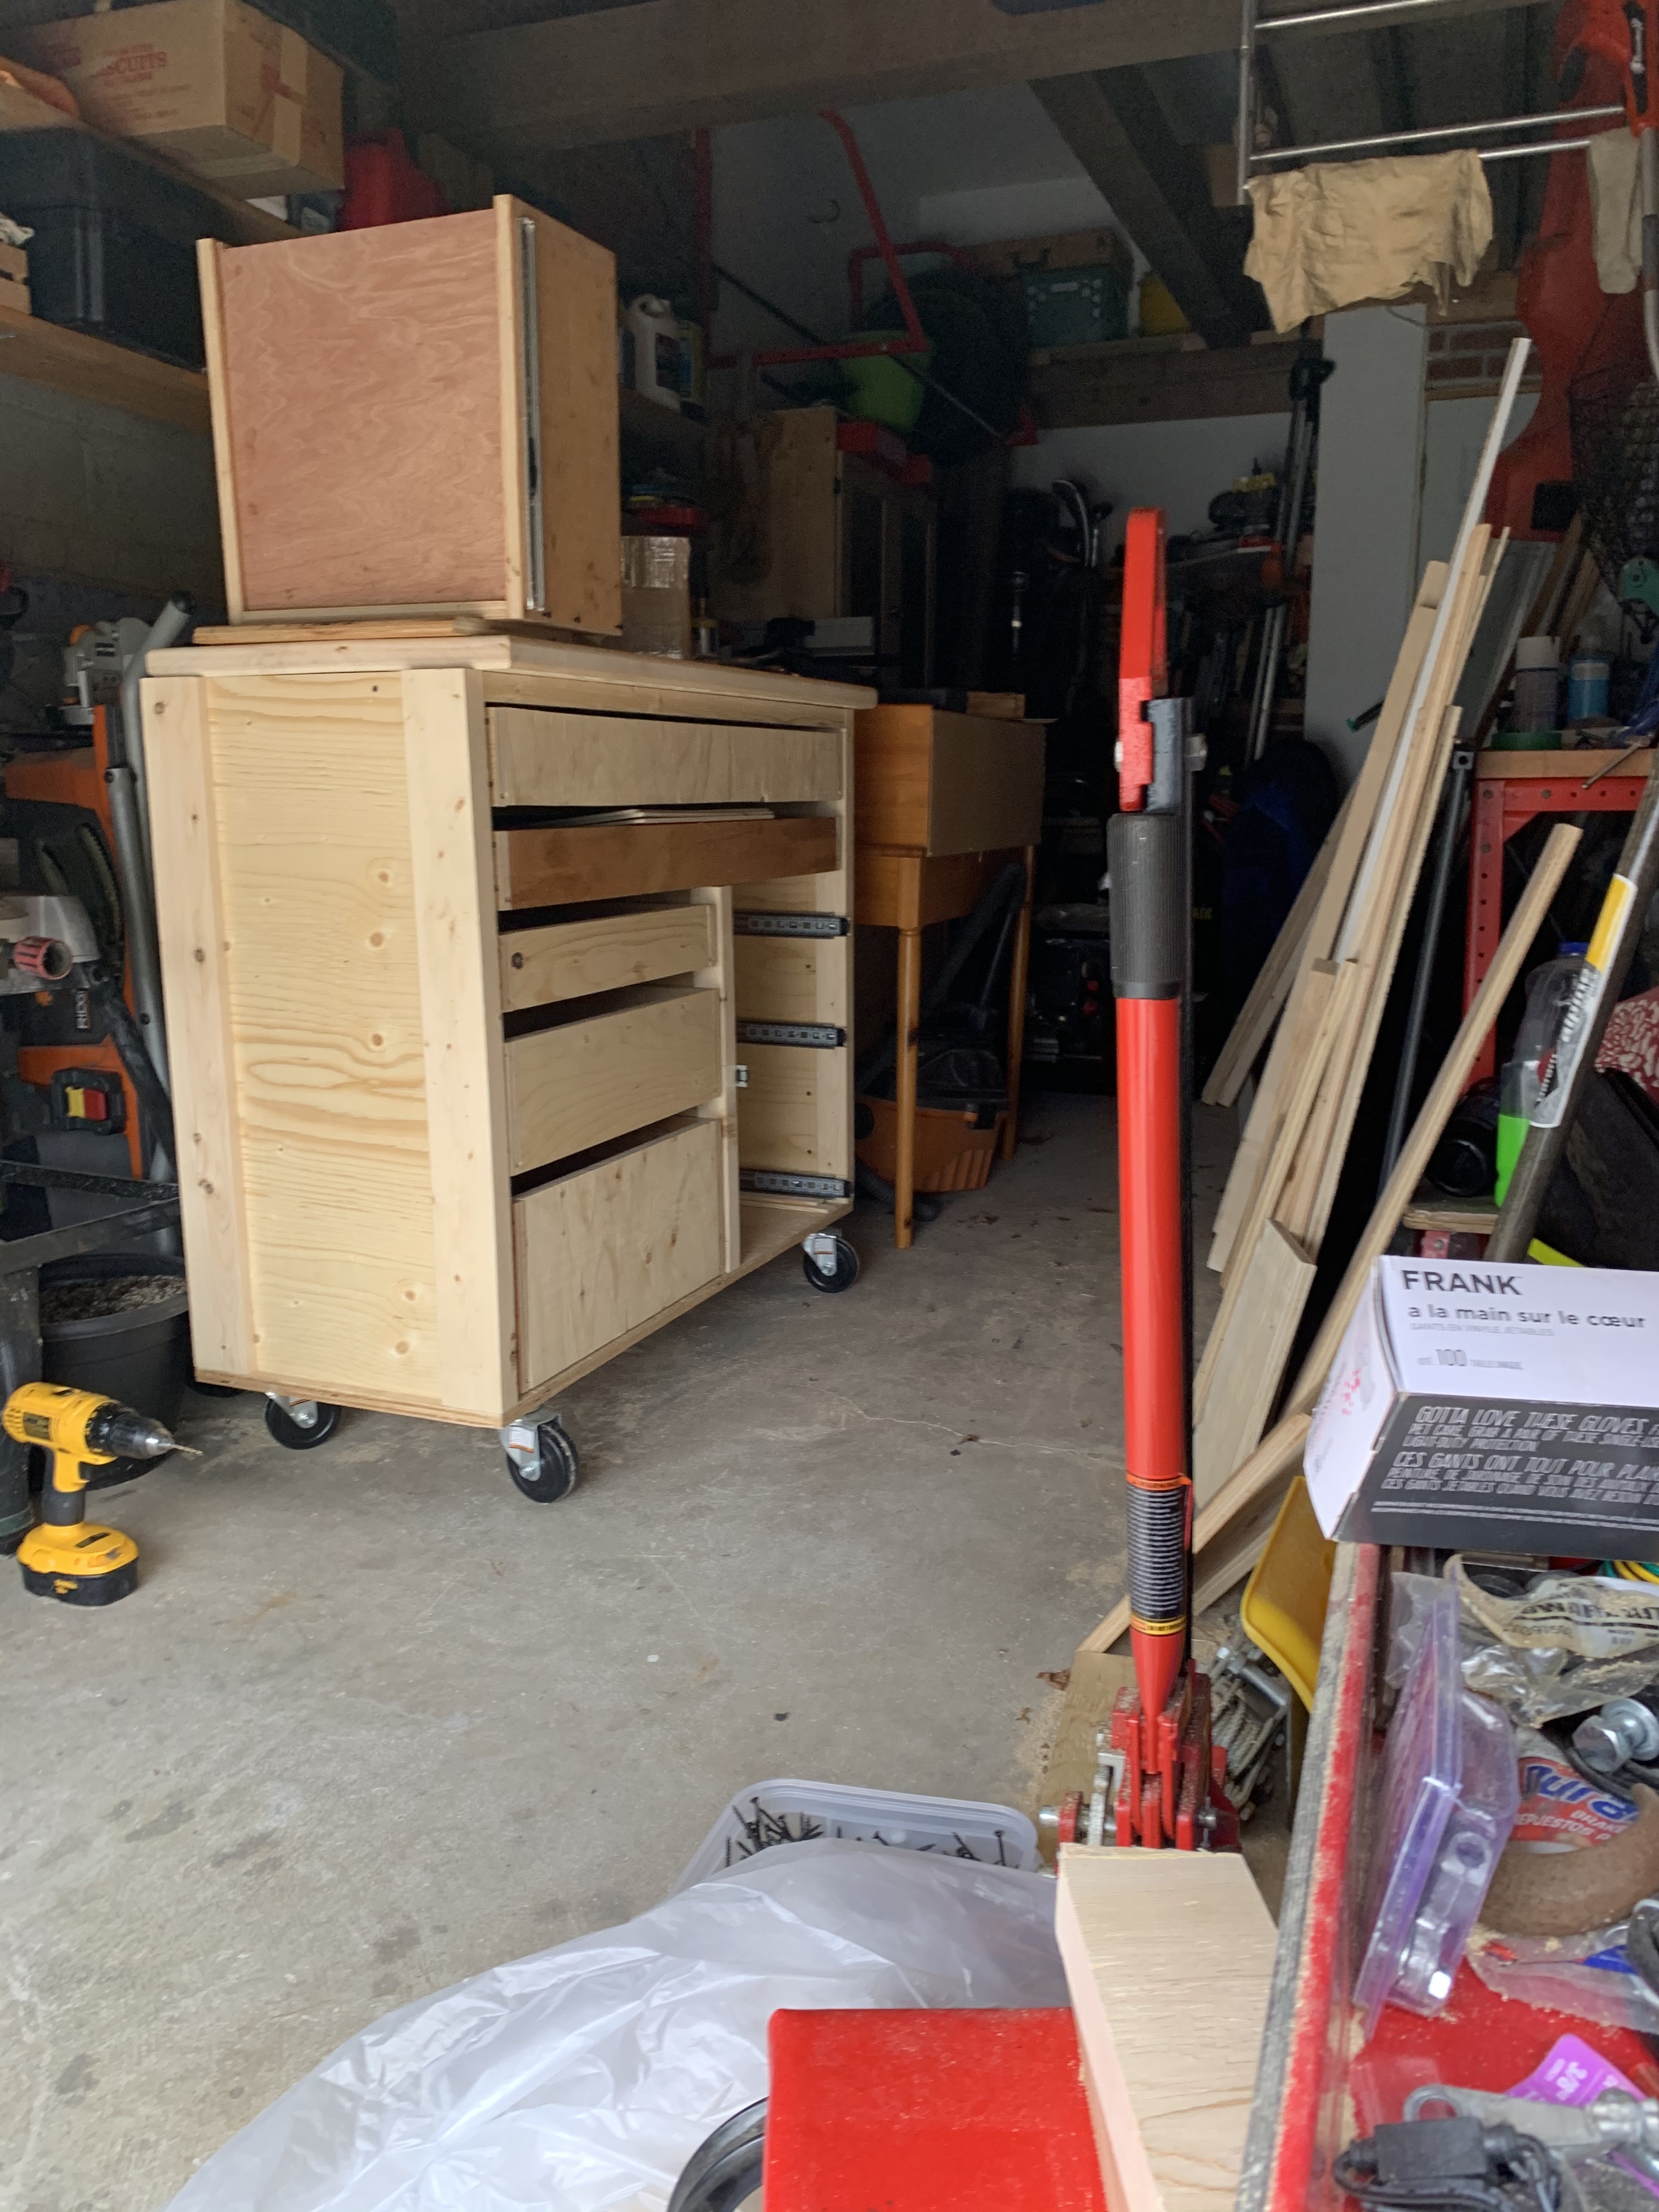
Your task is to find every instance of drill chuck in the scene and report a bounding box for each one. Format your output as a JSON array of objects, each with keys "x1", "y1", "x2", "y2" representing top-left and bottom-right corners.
[{"x1": 85, "y1": 1403, "x2": 177, "y2": 1462}]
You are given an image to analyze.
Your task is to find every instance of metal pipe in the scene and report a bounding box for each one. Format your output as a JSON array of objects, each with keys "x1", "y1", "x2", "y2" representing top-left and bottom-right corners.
[
  {"x1": 1487, "y1": 766, "x2": 1659, "y2": 1261},
  {"x1": 1479, "y1": 135, "x2": 1600, "y2": 161},
  {"x1": 1378, "y1": 745, "x2": 1472, "y2": 1185},
  {"x1": 1250, "y1": 103, "x2": 1623, "y2": 165},
  {"x1": 1262, "y1": 0, "x2": 1577, "y2": 33},
  {"x1": 1237, "y1": 0, "x2": 1258, "y2": 206}
]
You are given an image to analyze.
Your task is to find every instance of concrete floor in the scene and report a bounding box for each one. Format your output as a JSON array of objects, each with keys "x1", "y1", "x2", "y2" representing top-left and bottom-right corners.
[{"x1": 2, "y1": 1092, "x2": 1238, "y2": 2212}]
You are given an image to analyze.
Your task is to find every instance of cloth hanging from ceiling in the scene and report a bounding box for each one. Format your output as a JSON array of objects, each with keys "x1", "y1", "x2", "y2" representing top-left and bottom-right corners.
[
  {"x1": 1244, "y1": 150, "x2": 1493, "y2": 331},
  {"x1": 1586, "y1": 126, "x2": 1641, "y2": 294}
]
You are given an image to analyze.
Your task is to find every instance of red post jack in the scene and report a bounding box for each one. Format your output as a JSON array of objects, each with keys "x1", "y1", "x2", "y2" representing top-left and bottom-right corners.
[{"x1": 1108, "y1": 510, "x2": 1239, "y2": 1852}]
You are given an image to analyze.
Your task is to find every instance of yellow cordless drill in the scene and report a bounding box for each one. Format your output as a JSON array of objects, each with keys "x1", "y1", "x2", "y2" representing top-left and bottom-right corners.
[{"x1": 5, "y1": 1383, "x2": 179, "y2": 1606}]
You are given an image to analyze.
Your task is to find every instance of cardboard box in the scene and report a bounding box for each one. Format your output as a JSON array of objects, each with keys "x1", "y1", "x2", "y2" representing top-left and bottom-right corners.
[
  {"x1": 1306, "y1": 1256, "x2": 1659, "y2": 1556},
  {"x1": 16, "y1": 2, "x2": 344, "y2": 198}
]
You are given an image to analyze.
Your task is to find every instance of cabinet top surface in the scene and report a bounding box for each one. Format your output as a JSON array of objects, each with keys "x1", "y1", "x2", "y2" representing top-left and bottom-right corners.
[{"x1": 148, "y1": 634, "x2": 875, "y2": 712}]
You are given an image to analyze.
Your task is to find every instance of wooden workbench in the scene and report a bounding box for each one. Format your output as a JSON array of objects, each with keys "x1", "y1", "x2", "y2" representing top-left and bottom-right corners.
[
  {"x1": 854, "y1": 704, "x2": 1047, "y2": 1246},
  {"x1": 142, "y1": 630, "x2": 867, "y2": 1430}
]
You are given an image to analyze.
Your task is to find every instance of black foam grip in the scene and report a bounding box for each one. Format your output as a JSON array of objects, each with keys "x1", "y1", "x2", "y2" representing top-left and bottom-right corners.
[
  {"x1": 1128, "y1": 1483, "x2": 1189, "y2": 1622},
  {"x1": 1109, "y1": 812, "x2": 1183, "y2": 1000}
]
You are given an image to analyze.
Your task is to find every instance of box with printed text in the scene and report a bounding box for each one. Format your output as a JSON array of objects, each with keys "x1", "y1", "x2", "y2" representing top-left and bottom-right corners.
[{"x1": 1305, "y1": 1257, "x2": 1659, "y2": 1556}]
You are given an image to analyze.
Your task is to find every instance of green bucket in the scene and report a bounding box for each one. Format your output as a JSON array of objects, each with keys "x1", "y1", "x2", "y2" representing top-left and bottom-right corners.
[{"x1": 841, "y1": 337, "x2": 930, "y2": 432}]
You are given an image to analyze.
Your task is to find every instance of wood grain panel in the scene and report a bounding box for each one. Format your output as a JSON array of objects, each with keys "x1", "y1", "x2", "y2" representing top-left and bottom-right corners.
[
  {"x1": 499, "y1": 904, "x2": 713, "y2": 1011},
  {"x1": 142, "y1": 676, "x2": 255, "y2": 1375},
  {"x1": 494, "y1": 812, "x2": 837, "y2": 908},
  {"x1": 733, "y1": 935, "x2": 847, "y2": 1027},
  {"x1": 515, "y1": 1120, "x2": 720, "y2": 1391},
  {"x1": 855, "y1": 705, "x2": 1046, "y2": 855},
  {"x1": 402, "y1": 669, "x2": 516, "y2": 1419},
  {"x1": 505, "y1": 988, "x2": 721, "y2": 1173},
  {"x1": 1056, "y1": 1846, "x2": 1276, "y2": 2212},
  {"x1": 488, "y1": 707, "x2": 842, "y2": 808},
  {"x1": 853, "y1": 703, "x2": 933, "y2": 847},
  {"x1": 736, "y1": 1040, "x2": 847, "y2": 1177},
  {"x1": 213, "y1": 211, "x2": 508, "y2": 613},
  {"x1": 1190, "y1": 1220, "x2": 1314, "y2": 1507},
  {"x1": 206, "y1": 673, "x2": 441, "y2": 1402},
  {"x1": 529, "y1": 203, "x2": 622, "y2": 634}
]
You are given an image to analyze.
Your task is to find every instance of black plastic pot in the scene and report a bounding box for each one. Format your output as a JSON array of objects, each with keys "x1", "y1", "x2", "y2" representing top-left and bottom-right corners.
[{"x1": 40, "y1": 1252, "x2": 190, "y2": 1485}]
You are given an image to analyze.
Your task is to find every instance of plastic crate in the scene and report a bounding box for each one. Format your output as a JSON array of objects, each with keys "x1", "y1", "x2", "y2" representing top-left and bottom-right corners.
[
  {"x1": 1022, "y1": 264, "x2": 1128, "y2": 351},
  {"x1": 676, "y1": 1779, "x2": 1040, "y2": 1891},
  {"x1": 855, "y1": 1094, "x2": 1007, "y2": 1193},
  {"x1": 0, "y1": 133, "x2": 247, "y2": 366}
]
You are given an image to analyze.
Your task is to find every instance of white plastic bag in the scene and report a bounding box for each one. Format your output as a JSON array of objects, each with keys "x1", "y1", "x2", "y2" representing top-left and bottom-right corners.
[{"x1": 165, "y1": 1838, "x2": 1066, "y2": 2212}]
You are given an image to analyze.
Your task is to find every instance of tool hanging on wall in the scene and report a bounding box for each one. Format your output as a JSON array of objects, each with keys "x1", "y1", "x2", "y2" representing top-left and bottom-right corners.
[{"x1": 1108, "y1": 509, "x2": 1240, "y2": 1850}]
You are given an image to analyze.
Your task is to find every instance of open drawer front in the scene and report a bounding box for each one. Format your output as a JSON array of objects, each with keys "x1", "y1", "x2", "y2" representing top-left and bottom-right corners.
[{"x1": 514, "y1": 1120, "x2": 723, "y2": 1394}]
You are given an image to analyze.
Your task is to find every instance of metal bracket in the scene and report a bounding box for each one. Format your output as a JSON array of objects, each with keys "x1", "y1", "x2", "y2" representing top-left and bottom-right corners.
[
  {"x1": 733, "y1": 912, "x2": 849, "y2": 939},
  {"x1": 267, "y1": 1392, "x2": 323, "y2": 1431},
  {"x1": 518, "y1": 216, "x2": 545, "y2": 613},
  {"x1": 735, "y1": 1020, "x2": 846, "y2": 1048},
  {"x1": 740, "y1": 1170, "x2": 852, "y2": 1199}
]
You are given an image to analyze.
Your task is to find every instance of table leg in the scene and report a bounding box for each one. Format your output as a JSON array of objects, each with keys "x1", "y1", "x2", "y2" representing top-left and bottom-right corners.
[
  {"x1": 895, "y1": 924, "x2": 922, "y2": 1249},
  {"x1": 1002, "y1": 845, "x2": 1035, "y2": 1161}
]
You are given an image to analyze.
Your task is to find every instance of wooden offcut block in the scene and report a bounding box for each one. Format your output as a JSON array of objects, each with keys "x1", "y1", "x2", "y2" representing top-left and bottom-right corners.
[{"x1": 1056, "y1": 1846, "x2": 1276, "y2": 2212}]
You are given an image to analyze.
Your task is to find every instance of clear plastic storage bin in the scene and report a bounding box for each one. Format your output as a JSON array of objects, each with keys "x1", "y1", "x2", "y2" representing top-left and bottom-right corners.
[{"x1": 676, "y1": 1779, "x2": 1040, "y2": 1891}]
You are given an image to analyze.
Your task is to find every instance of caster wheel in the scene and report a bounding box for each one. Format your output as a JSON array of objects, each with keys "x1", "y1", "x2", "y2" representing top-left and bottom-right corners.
[
  {"x1": 669, "y1": 2098, "x2": 766, "y2": 2212},
  {"x1": 189, "y1": 1378, "x2": 242, "y2": 1400},
  {"x1": 264, "y1": 1396, "x2": 341, "y2": 1450},
  {"x1": 504, "y1": 1417, "x2": 580, "y2": 1504},
  {"x1": 802, "y1": 1233, "x2": 859, "y2": 1293}
]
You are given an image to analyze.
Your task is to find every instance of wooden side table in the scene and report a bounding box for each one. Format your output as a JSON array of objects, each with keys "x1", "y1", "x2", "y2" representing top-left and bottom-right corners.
[{"x1": 854, "y1": 705, "x2": 1047, "y2": 1248}]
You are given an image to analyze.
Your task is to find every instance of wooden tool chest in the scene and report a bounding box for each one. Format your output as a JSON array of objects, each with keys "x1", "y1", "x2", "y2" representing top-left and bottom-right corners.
[{"x1": 142, "y1": 632, "x2": 864, "y2": 1434}]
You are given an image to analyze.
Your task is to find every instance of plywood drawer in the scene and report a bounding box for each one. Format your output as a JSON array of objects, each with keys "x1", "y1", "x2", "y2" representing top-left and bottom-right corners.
[
  {"x1": 489, "y1": 707, "x2": 841, "y2": 808},
  {"x1": 505, "y1": 986, "x2": 721, "y2": 1174},
  {"x1": 500, "y1": 903, "x2": 713, "y2": 1013},
  {"x1": 515, "y1": 1120, "x2": 721, "y2": 1391},
  {"x1": 733, "y1": 933, "x2": 847, "y2": 1028},
  {"x1": 855, "y1": 704, "x2": 1046, "y2": 855},
  {"x1": 495, "y1": 812, "x2": 837, "y2": 909},
  {"x1": 736, "y1": 1040, "x2": 844, "y2": 1177}
]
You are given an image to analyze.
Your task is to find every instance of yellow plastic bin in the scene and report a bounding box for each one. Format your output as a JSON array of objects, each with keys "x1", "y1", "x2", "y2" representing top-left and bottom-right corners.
[{"x1": 1239, "y1": 1476, "x2": 1335, "y2": 1711}]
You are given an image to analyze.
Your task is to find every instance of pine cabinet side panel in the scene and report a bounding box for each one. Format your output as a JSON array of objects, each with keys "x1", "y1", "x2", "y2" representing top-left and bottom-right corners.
[
  {"x1": 205, "y1": 673, "x2": 441, "y2": 1403},
  {"x1": 403, "y1": 670, "x2": 516, "y2": 1419},
  {"x1": 527, "y1": 201, "x2": 621, "y2": 635},
  {"x1": 143, "y1": 675, "x2": 256, "y2": 1373}
]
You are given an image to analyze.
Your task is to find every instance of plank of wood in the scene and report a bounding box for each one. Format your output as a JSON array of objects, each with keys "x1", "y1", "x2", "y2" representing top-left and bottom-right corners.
[
  {"x1": 709, "y1": 407, "x2": 841, "y2": 624},
  {"x1": 691, "y1": 885, "x2": 743, "y2": 1272},
  {"x1": 1190, "y1": 1221, "x2": 1314, "y2": 1507},
  {"x1": 494, "y1": 812, "x2": 837, "y2": 908},
  {"x1": 514, "y1": 1120, "x2": 721, "y2": 1391},
  {"x1": 527, "y1": 199, "x2": 621, "y2": 635},
  {"x1": 0, "y1": 295, "x2": 208, "y2": 433},
  {"x1": 1201, "y1": 783, "x2": 1352, "y2": 1109},
  {"x1": 732, "y1": 932, "x2": 848, "y2": 1028},
  {"x1": 499, "y1": 903, "x2": 714, "y2": 1012},
  {"x1": 505, "y1": 987, "x2": 722, "y2": 1175},
  {"x1": 211, "y1": 211, "x2": 510, "y2": 614},
  {"x1": 1030, "y1": 335, "x2": 1308, "y2": 429},
  {"x1": 140, "y1": 676, "x2": 256, "y2": 1374},
  {"x1": 1285, "y1": 820, "x2": 1582, "y2": 1415},
  {"x1": 1056, "y1": 1845, "x2": 1276, "y2": 2212},
  {"x1": 1401, "y1": 1192, "x2": 1499, "y2": 1234},
  {"x1": 736, "y1": 1039, "x2": 848, "y2": 1177},
  {"x1": 488, "y1": 706, "x2": 841, "y2": 808},
  {"x1": 205, "y1": 672, "x2": 442, "y2": 1402},
  {"x1": 402, "y1": 668, "x2": 517, "y2": 1419},
  {"x1": 1080, "y1": 1414, "x2": 1310, "y2": 1654}
]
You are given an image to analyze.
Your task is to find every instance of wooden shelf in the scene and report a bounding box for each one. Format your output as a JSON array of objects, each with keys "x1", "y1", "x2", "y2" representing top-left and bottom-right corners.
[
  {"x1": 619, "y1": 383, "x2": 707, "y2": 477},
  {"x1": 0, "y1": 301, "x2": 210, "y2": 432}
]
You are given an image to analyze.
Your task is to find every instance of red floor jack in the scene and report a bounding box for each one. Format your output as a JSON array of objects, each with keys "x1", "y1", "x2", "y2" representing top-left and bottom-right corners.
[{"x1": 1107, "y1": 509, "x2": 1239, "y2": 1853}]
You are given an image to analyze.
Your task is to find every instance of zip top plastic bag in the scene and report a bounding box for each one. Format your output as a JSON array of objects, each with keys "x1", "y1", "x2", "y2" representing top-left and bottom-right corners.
[{"x1": 161, "y1": 1838, "x2": 1068, "y2": 2212}]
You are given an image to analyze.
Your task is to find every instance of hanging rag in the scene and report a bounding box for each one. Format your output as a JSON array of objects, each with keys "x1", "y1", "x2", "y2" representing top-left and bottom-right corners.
[
  {"x1": 1245, "y1": 150, "x2": 1493, "y2": 331},
  {"x1": 1587, "y1": 126, "x2": 1641, "y2": 293}
]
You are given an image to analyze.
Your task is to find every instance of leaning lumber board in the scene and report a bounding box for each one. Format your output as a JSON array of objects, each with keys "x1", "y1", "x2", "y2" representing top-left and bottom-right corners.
[
  {"x1": 1201, "y1": 783, "x2": 1354, "y2": 1109},
  {"x1": 1080, "y1": 1413, "x2": 1311, "y2": 1655},
  {"x1": 1191, "y1": 1221, "x2": 1314, "y2": 1506},
  {"x1": 1285, "y1": 821, "x2": 1582, "y2": 1415},
  {"x1": 1057, "y1": 1845, "x2": 1277, "y2": 2212},
  {"x1": 1207, "y1": 574, "x2": 1442, "y2": 1274}
]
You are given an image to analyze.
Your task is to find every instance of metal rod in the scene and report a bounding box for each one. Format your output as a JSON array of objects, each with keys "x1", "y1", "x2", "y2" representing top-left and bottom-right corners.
[
  {"x1": 1251, "y1": 104, "x2": 1622, "y2": 165},
  {"x1": 1480, "y1": 135, "x2": 1599, "y2": 161},
  {"x1": 1378, "y1": 746, "x2": 1472, "y2": 1184},
  {"x1": 1237, "y1": 0, "x2": 1258, "y2": 206},
  {"x1": 1641, "y1": 127, "x2": 1659, "y2": 386},
  {"x1": 1262, "y1": 0, "x2": 1576, "y2": 33}
]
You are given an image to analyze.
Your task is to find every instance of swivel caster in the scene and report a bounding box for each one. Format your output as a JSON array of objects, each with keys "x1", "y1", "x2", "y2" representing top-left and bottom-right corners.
[
  {"x1": 263, "y1": 1393, "x2": 341, "y2": 1450},
  {"x1": 802, "y1": 1231, "x2": 859, "y2": 1293},
  {"x1": 501, "y1": 1410, "x2": 580, "y2": 1503}
]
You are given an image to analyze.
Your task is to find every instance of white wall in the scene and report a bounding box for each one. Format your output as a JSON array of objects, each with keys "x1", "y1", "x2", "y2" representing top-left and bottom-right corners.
[
  {"x1": 1418, "y1": 388, "x2": 1539, "y2": 571},
  {"x1": 1303, "y1": 305, "x2": 1429, "y2": 781},
  {"x1": 1009, "y1": 415, "x2": 1291, "y2": 552}
]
